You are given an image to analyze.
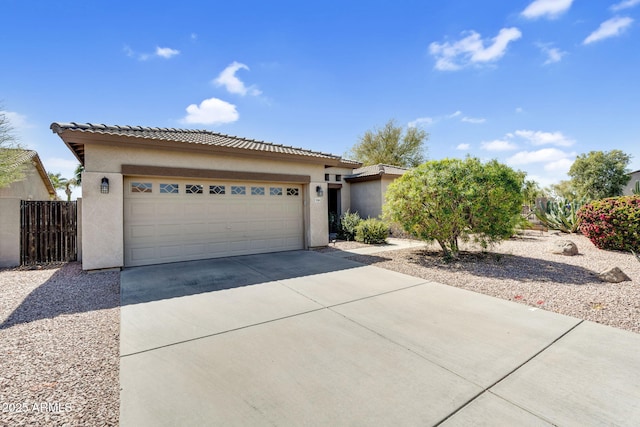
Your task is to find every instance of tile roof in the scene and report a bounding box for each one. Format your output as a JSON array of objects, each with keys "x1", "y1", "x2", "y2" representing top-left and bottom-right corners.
[
  {"x1": 346, "y1": 164, "x2": 409, "y2": 180},
  {"x1": 51, "y1": 122, "x2": 360, "y2": 167}
]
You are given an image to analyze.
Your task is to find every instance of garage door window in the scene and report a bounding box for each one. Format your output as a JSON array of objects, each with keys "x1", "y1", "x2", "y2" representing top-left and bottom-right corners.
[
  {"x1": 210, "y1": 185, "x2": 225, "y2": 195},
  {"x1": 251, "y1": 186, "x2": 265, "y2": 196},
  {"x1": 231, "y1": 186, "x2": 246, "y2": 195},
  {"x1": 186, "y1": 184, "x2": 203, "y2": 194},
  {"x1": 270, "y1": 187, "x2": 283, "y2": 196},
  {"x1": 131, "y1": 182, "x2": 153, "y2": 193},
  {"x1": 286, "y1": 188, "x2": 299, "y2": 196},
  {"x1": 160, "y1": 183, "x2": 179, "y2": 194}
]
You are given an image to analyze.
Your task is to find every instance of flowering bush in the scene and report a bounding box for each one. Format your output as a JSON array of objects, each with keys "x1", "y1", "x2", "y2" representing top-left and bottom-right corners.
[{"x1": 577, "y1": 196, "x2": 640, "y2": 251}]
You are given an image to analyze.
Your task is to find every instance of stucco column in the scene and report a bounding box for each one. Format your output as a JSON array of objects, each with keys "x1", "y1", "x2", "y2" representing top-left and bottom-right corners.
[
  {"x1": 81, "y1": 172, "x2": 123, "y2": 270},
  {"x1": 308, "y1": 182, "x2": 329, "y2": 247}
]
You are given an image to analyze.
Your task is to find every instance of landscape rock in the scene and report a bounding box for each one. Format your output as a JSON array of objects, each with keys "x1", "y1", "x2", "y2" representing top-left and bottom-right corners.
[
  {"x1": 551, "y1": 240, "x2": 579, "y2": 256},
  {"x1": 598, "y1": 267, "x2": 632, "y2": 283}
]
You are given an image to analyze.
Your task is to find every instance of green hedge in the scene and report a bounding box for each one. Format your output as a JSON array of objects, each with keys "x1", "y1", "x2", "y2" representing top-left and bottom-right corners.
[
  {"x1": 577, "y1": 195, "x2": 640, "y2": 251},
  {"x1": 355, "y1": 218, "x2": 389, "y2": 244}
]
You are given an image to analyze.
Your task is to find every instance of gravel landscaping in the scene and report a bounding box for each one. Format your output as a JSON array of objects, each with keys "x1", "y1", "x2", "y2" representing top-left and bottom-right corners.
[
  {"x1": 344, "y1": 231, "x2": 640, "y2": 334},
  {"x1": 0, "y1": 262, "x2": 119, "y2": 426}
]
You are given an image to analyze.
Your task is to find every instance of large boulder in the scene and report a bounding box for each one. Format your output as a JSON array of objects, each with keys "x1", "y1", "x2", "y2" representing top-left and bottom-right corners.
[
  {"x1": 551, "y1": 240, "x2": 579, "y2": 256},
  {"x1": 598, "y1": 267, "x2": 631, "y2": 283}
]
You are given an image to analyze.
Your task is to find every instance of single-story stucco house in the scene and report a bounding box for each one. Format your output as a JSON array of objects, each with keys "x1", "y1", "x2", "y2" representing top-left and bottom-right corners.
[
  {"x1": 51, "y1": 123, "x2": 406, "y2": 270},
  {"x1": 0, "y1": 149, "x2": 56, "y2": 267},
  {"x1": 623, "y1": 169, "x2": 640, "y2": 195}
]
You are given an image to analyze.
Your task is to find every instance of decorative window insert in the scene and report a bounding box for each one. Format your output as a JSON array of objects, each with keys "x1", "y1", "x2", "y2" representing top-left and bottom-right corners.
[
  {"x1": 160, "y1": 183, "x2": 179, "y2": 194},
  {"x1": 186, "y1": 184, "x2": 203, "y2": 194},
  {"x1": 335, "y1": 174, "x2": 342, "y2": 181},
  {"x1": 131, "y1": 182, "x2": 152, "y2": 193},
  {"x1": 270, "y1": 187, "x2": 283, "y2": 196},
  {"x1": 251, "y1": 186, "x2": 265, "y2": 196},
  {"x1": 286, "y1": 188, "x2": 299, "y2": 196},
  {"x1": 210, "y1": 185, "x2": 226, "y2": 195},
  {"x1": 231, "y1": 186, "x2": 246, "y2": 195}
]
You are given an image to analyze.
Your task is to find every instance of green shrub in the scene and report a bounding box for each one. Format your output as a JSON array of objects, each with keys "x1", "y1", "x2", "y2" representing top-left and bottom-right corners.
[
  {"x1": 339, "y1": 210, "x2": 362, "y2": 241},
  {"x1": 355, "y1": 218, "x2": 389, "y2": 244},
  {"x1": 534, "y1": 198, "x2": 586, "y2": 233},
  {"x1": 577, "y1": 195, "x2": 640, "y2": 251}
]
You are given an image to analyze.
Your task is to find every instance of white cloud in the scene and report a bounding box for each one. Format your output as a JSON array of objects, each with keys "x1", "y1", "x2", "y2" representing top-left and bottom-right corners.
[
  {"x1": 481, "y1": 140, "x2": 518, "y2": 151},
  {"x1": 408, "y1": 117, "x2": 434, "y2": 128},
  {"x1": 429, "y1": 27, "x2": 522, "y2": 71},
  {"x1": 156, "y1": 46, "x2": 180, "y2": 59},
  {"x1": 125, "y1": 45, "x2": 181, "y2": 60},
  {"x1": 507, "y1": 148, "x2": 572, "y2": 165},
  {"x1": 544, "y1": 158, "x2": 574, "y2": 172},
  {"x1": 515, "y1": 107, "x2": 524, "y2": 113},
  {"x1": 536, "y1": 43, "x2": 566, "y2": 65},
  {"x1": 514, "y1": 130, "x2": 574, "y2": 146},
  {"x1": 1, "y1": 111, "x2": 30, "y2": 129},
  {"x1": 448, "y1": 111, "x2": 462, "y2": 118},
  {"x1": 213, "y1": 62, "x2": 262, "y2": 96},
  {"x1": 584, "y1": 16, "x2": 634, "y2": 44},
  {"x1": 456, "y1": 143, "x2": 471, "y2": 150},
  {"x1": 611, "y1": 0, "x2": 640, "y2": 12},
  {"x1": 182, "y1": 97, "x2": 239, "y2": 125},
  {"x1": 521, "y1": 0, "x2": 574, "y2": 20},
  {"x1": 461, "y1": 116, "x2": 486, "y2": 124}
]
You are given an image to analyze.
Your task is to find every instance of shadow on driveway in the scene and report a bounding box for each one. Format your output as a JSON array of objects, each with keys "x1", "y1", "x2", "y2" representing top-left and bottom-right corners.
[{"x1": 120, "y1": 250, "x2": 363, "y2": 306}]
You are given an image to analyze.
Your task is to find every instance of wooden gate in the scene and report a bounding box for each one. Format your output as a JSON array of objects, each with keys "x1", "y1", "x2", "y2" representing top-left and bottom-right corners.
[{"x1": 20, "y1": 201, "x2": 77, "y2": 265}]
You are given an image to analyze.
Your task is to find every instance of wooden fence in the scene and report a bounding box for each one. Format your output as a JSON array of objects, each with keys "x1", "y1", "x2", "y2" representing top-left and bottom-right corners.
[{"x1": 20, "y1": 200, "x2": 77, "y2": 265}]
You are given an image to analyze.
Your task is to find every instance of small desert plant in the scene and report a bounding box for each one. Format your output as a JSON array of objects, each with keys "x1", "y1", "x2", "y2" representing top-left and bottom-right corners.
[
  {"x1": 339, "y1": 210, "x2": 362, "y2": 241},
  {"x1": 355, "y1": 218, "x2": 389, "y2": 244},
  {"x1": 534, "y1": 197, "x2": 586, "y2": 233},
  {"x1": 577, "y1": 195, "x2": 640, "y2": 251}
]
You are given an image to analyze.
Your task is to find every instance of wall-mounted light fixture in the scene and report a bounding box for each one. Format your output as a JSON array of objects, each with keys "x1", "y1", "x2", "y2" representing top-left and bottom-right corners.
[
  {"x1": 315, "y1": 185, "x2": 323, "y2": 197},
  {"x1": 100, "y1": 177, "x2": 109, "y2": 194}
]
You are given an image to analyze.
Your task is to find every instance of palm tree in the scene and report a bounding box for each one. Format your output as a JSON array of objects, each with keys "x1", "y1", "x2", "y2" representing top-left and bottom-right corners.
[
  {"x1": 74, "y1": 164, "x2": 83, "y2": 186},
  {"x1": 48, "y1": 172, "x2": 77, "y2": 201}
]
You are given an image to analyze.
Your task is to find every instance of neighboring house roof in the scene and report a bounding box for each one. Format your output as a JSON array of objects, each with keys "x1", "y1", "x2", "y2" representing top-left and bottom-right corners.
[
  {"x1": 50, "y1": 122, "x2": 361, "y2": 168},
  {"x1": 0, "y1": 149, "x2": 56, "y2": 196},
  {"x1": 344, "y1": 164, "x2": 408, "y2": 182}
]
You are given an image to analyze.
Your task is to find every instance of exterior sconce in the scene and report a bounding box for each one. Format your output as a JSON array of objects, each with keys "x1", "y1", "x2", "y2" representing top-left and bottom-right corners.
[
  {"x1": 316, "y1": 185, "x2": 323, "y2": 197},
  {"x1": 100, "y1": 177, "x2": 109, "y2": 194}
]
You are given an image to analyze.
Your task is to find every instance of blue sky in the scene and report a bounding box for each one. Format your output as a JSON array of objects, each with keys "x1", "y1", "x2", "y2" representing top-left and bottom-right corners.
[{"x1": 2, "y1": 0, "x2": 639, "y2": 199}]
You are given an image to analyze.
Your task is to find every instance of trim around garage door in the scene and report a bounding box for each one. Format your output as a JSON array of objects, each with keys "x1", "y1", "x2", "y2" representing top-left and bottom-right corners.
[{"x1": 122, "y1": 165, "x2": 311, "y2": 183}]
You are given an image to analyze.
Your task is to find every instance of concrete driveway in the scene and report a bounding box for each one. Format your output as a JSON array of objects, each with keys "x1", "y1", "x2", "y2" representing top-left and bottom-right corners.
[{"x1": 120, "y1": 250, "x2": 640, "y2": 426}]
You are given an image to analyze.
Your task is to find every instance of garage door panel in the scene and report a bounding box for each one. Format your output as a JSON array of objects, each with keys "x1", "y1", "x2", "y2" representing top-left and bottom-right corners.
[{"x1": 124, "y1": 178, "x2": 304, "y2": 266}]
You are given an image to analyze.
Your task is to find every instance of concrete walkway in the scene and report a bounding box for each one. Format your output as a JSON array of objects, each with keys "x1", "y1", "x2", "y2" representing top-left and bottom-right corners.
[
  {"x1": 120, "y1": 250, "x2": 640, "y2": 426},
  {"x1": 323, "y1": 237, "x2": 427, "y2": 257}
]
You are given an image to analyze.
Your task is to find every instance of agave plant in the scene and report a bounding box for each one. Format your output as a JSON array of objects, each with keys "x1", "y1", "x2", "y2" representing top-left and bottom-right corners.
[{"x1": 534, "y1": 197, "x2": 586, "y2": 233}]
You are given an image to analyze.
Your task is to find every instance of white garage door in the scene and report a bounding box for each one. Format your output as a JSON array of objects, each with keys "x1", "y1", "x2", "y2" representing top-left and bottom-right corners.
[{"x1": 124, "y1": 177, "x2": 304, "y2": 267}]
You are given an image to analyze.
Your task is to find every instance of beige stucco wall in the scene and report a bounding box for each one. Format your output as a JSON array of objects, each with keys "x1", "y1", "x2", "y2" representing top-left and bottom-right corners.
[
  {"x1": 80, "y1": 143, "x2": 330, "y2": 269},
  {"x1": 622, "y1": 171, "x2": 640, "y2": 196},
  {"x1": 350, "y1": 179, "x2": 382, "y2": 219},
  {"x1": 0, "y1": 198, "x2": 20, "y2": 268},
  {"x1": 81, "y1": 172, "x2": 123, "y2": 270}
]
